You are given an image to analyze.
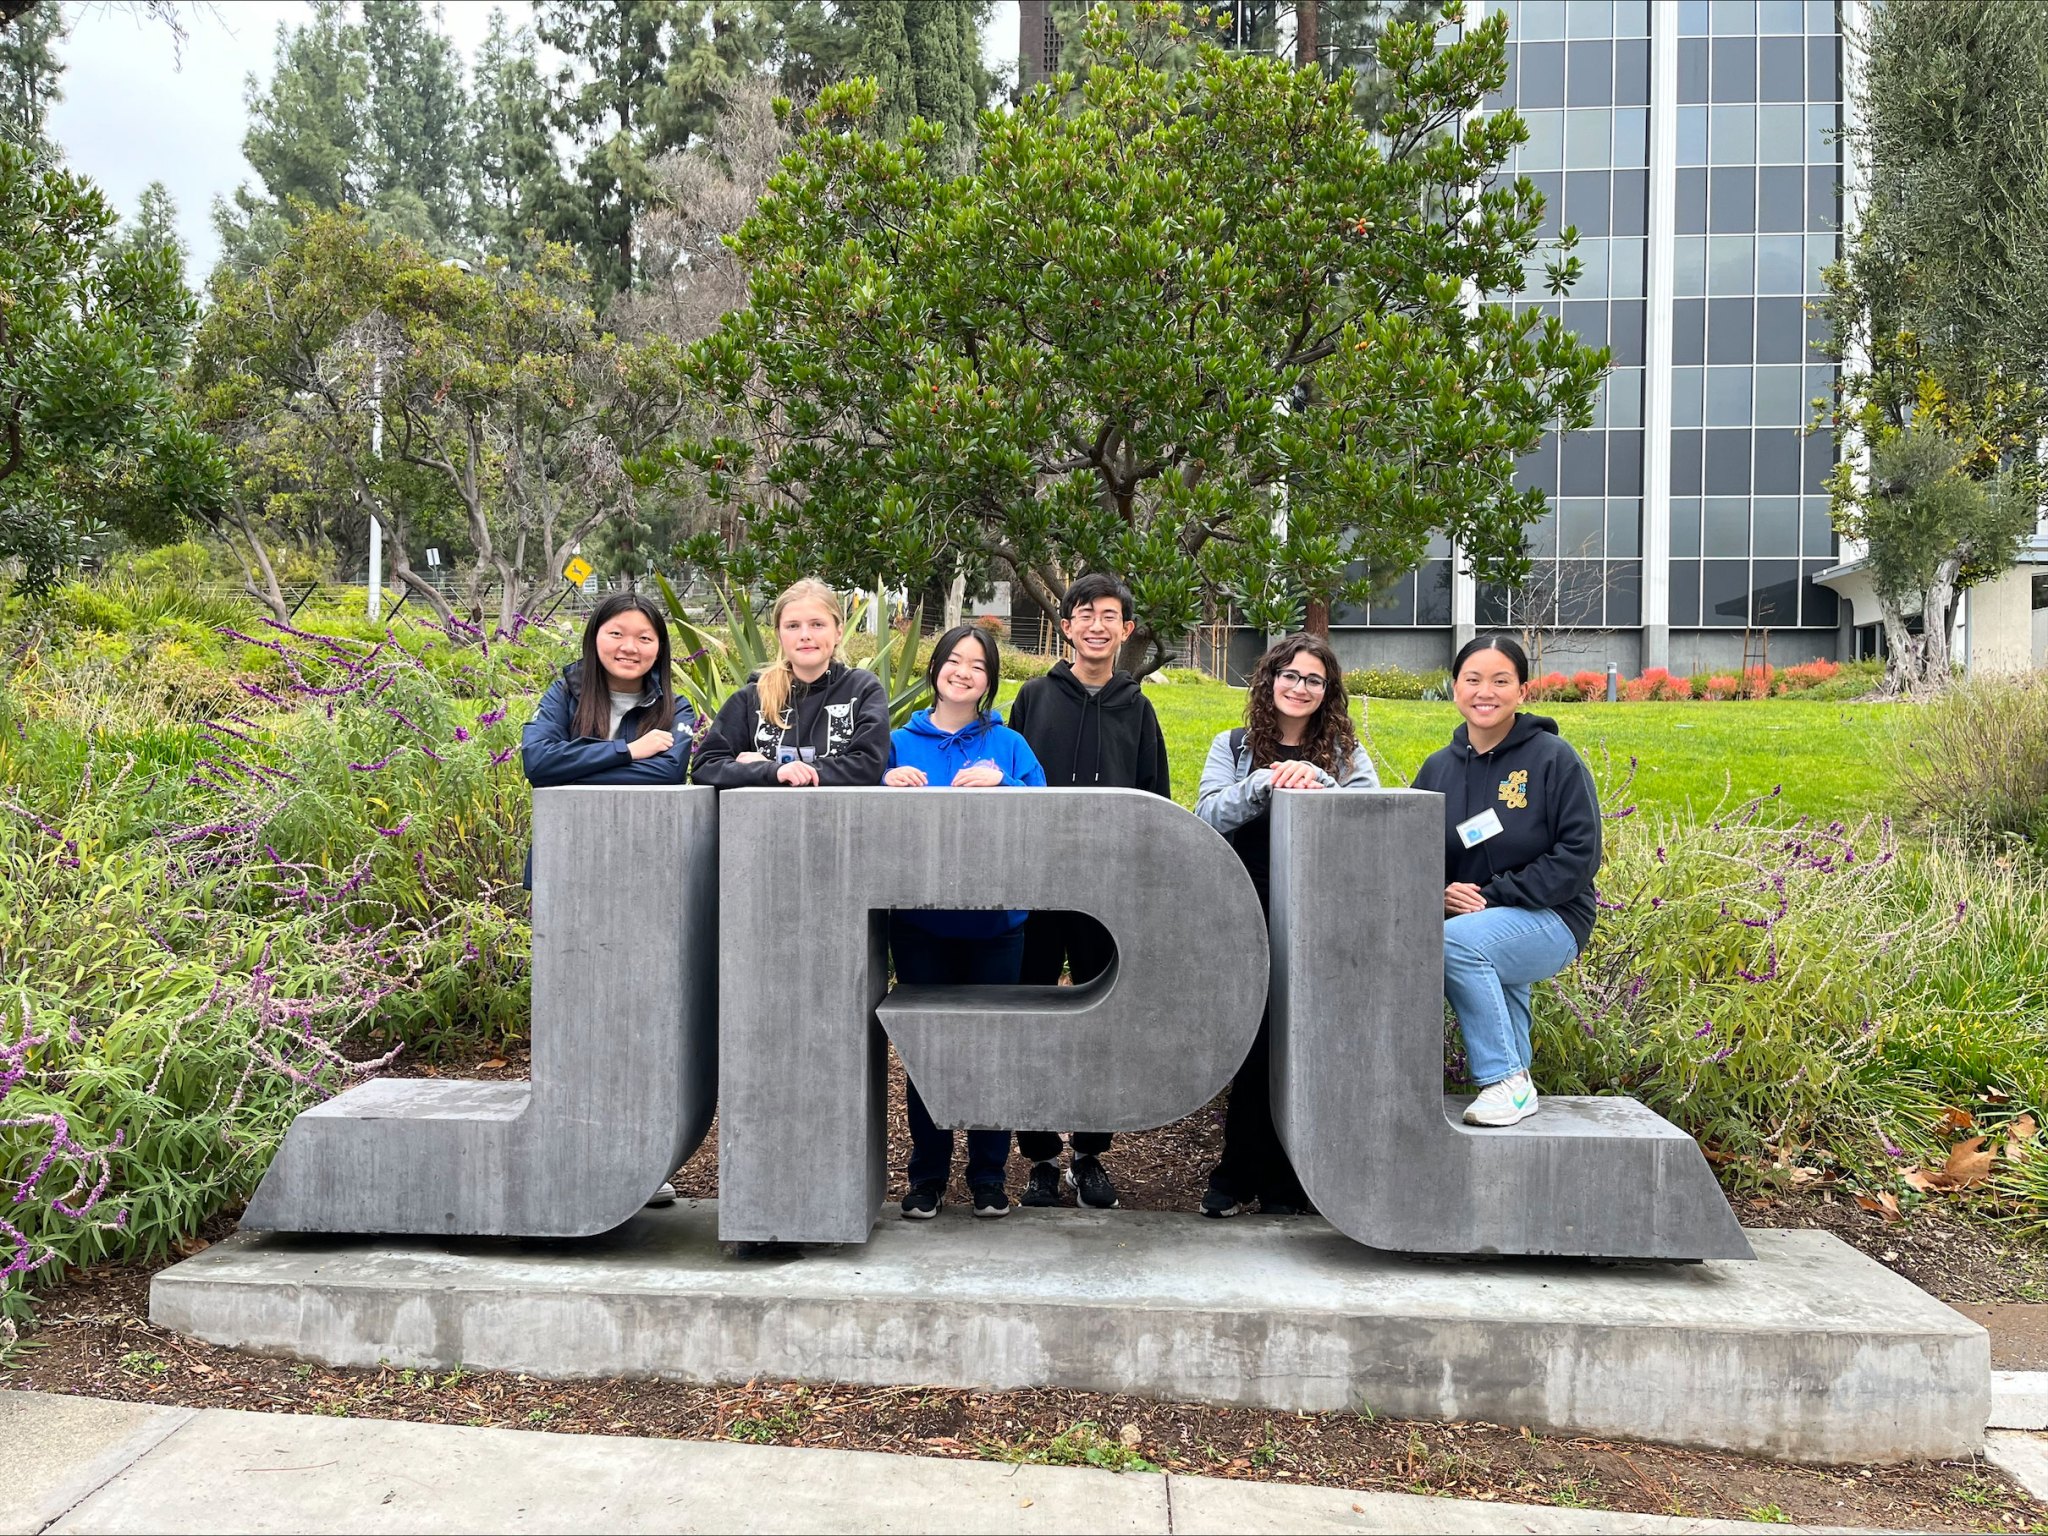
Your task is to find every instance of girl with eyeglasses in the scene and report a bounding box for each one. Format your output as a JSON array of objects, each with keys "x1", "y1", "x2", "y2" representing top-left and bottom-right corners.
[{"x1": 1193, "y1": 632, "x2": 1378, "y2": 1218}]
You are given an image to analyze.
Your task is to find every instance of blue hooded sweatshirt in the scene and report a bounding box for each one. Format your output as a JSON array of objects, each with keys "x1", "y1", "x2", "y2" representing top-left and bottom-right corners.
[{"x1": 887, "y1": 708, "x2": 1046, "y2": 938}]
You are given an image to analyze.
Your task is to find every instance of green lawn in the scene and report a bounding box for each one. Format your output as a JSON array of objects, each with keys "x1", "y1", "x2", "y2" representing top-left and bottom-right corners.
[{"x1": 997, "y1": 679, "x2": 1896, "y2": 821}]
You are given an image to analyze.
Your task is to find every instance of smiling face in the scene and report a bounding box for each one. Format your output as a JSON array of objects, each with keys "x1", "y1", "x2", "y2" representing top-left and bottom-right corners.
[
  {"x1": 935, "y1": 637, "x2": 990, "y2": 710},
  {"x1": 777, "y1": 598, "x2": 841, "y2": 680},
  {"x1": 1060, "y1": 597, "x2": 1134, "y2": 668},
  {"x1": 1453, "y1": 647, "x2": 1529, "y2": 737},
  {"x1": 594, "y1": 607, "x2": 661, "y2": 690},
  {"x1": 1271, "y1": 649, "x2": 1329, "y2": 727}
]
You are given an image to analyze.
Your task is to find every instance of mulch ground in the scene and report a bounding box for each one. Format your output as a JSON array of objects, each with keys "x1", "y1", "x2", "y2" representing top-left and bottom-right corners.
[{"x1": 9, "y1": 1039, "x2": 2048, "y2": 1532}]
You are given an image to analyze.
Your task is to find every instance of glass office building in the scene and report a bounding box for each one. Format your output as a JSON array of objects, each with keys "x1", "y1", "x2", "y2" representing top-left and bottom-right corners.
[{"x1": 1451, "y1": 0, "x2": 1848, "y2": 675}]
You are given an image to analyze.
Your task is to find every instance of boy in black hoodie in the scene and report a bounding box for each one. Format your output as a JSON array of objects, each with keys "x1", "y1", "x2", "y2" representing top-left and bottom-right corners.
[{"x1": 1007, "y1": 572, "x2": 1172, "y2": 1210}]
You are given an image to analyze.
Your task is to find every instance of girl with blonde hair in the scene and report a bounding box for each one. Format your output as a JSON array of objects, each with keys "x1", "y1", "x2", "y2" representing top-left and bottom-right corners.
[{"x1": 692, "y1": 578, "x2": 890, "y2": 788}]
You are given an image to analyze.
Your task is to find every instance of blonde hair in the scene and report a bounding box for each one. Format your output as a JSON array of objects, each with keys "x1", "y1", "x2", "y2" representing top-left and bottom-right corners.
[{"x1": 757, "y1": 578, "x2": 848, "y2": 730}]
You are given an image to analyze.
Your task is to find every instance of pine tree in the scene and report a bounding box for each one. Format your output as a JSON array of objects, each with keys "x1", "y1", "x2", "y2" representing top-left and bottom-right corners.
[
  {"x1": 0, "y1": 0, "x2": 66, "y2": 155},
  {"x1": 851, "y1": 0, "x2": 916, "y2": 136},
  {"x1": 215, "y1": 1, "x2": 478, "y2": 277},
  {"x1": 536, "y1": 0, "x2": 773, "y2": 296},
  {"x1": 214, "y1": 2, "x2": 370, "y2": 274},
  {"x1": 362, "y1": 1, "x2": 472, "y2": 245},
  {"x1": 471, "y1": 7, "x2": 569, "y2": 259},
  {"x1": 903, "y1": 2, "x2": 988, "y2": 145}
]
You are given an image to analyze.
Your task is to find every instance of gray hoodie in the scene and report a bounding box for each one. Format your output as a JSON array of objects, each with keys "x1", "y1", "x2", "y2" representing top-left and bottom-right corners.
[{"x1": 1195, "y1": 730, "x2": 1381, "y2": 838}]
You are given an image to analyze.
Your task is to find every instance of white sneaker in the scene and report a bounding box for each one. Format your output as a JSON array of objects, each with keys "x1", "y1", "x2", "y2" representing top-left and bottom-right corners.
[
  {"x1": 1463, "y1": 1072, "x2": 1539, "y2": 1127},
  {"x1": 644, "y1": 1181, "x2": 679, "y2": 1208}
]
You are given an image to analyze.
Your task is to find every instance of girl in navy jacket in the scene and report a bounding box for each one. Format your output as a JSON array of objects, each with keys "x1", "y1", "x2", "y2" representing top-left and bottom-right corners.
[
  {"x1": 882, "y1": 624, "x2": 1046, "y2": 1221},
  {"x1": 520, "y1": 592, "x2": 698, "y2": 1206}
]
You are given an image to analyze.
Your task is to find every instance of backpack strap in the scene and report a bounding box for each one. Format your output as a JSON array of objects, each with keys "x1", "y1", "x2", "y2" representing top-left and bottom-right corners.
[{"x1": 1229, "y1": 727, "x2": 1247, "y2": 760}]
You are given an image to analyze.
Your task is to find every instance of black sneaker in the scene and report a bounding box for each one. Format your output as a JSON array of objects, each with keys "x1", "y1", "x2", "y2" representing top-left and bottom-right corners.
[
  {"x1": 1020, "y1": 1161, "x2": 1063, "y2": 1207},
  {"x1": 970, "y1": 1183, "x2": 1011, "y2": 1218},
  {"x1": 1202, "y1": 1180, "x2": 1251, "y2": 1219},
  {"x1": 1070, "y1": 1154, "x2": 1119, "y2": 1209},
  {"x1": 899, "y1": 1181, "x2": 944, "y2": 1220}
]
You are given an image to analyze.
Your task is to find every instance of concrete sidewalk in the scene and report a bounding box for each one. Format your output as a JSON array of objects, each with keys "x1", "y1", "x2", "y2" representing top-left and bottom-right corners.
[{"x1": 3, "y1": 1390, "x2": 1853, "y2": 1535}]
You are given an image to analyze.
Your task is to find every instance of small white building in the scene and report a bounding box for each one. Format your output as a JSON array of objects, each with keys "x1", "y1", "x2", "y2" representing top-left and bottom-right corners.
[{"x1": 1815, "y1": 532, "x2": 2048, "y2": 675}]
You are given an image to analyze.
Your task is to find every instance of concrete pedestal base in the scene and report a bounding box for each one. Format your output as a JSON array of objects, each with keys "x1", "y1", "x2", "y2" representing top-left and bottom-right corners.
[{"x1": 151, "y1": 1205, "x2": 1986, "y2": 1465}]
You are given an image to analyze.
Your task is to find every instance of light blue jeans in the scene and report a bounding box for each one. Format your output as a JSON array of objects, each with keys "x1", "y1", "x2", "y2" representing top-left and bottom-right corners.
[{"x1": 1443, "y1": 906, "x2": 1579, "y2": 1087}]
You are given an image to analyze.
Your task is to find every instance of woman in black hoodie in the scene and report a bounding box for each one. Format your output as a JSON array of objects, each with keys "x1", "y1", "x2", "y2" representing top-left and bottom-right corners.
[
  {"x1": 1410, "y1": 636, "x2": 1601, "y2": 1129},
  {"x1": 691, "y1": 579, "x2": 890, "y2": 789}
]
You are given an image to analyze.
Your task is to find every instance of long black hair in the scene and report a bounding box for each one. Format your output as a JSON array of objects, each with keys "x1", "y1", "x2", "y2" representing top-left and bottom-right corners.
[
  {"x1": 1450, "y1": 633, "x2": 1531, "y2": 686},
  {"x1": 571, "y1": 592, "x2": 677, "y2": 740},
  {"x1": 926, "y1": 623, "x2": 1002, "y2": 722}
]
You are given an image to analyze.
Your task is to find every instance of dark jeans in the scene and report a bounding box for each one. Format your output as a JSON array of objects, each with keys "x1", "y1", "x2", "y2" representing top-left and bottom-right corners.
[
  {"x1": 1014, "y1": 909, "x2": 1116, "y2": 1163},
  {"x1": 890, "y1": 918, "x2": 1020, "y2": 1189}
]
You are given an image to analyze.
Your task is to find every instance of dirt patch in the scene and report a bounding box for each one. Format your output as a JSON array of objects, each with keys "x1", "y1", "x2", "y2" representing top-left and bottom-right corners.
[{"x1": 1952, "y1": 1304, "x2": 2048, "y2": 1372}]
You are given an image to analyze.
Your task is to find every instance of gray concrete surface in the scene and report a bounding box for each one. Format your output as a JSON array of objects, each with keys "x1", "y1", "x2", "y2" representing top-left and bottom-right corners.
[
  {"x1": 1985, "y1": 1431, "x2": 2048, "y2": 1502},
  {"x1": 716, "y1": 787, "x2": 1267, "y2": 1245},
  {"x1": 1268, "y1": 790, "x2": 1753, "y2": 1261},
  {"x1": 0, "y1": 1392, "x2": 191, "y2": 1535},
  {"x1": 2, "y1": 1392, "x2": 1853, "y2": 1535},
  {"x1": 150, "y1": 1206, "x2": 1985, "y2": 1463},
  {"x1": 1166, "y1": 1478, "x2": 1850, "y2": 1534},
  {"x1": 1992, "y1": 1370, "x2": 2048, "y2": 1430},
  {"x1": 242, "y1": 786, "x2": 719, "y2": 1238}
]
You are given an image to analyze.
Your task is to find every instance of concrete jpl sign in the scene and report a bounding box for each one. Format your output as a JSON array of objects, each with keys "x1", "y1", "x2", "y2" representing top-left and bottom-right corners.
[{"x1": 242, "y1": 787, "x2": 1751, "y2": 1261}]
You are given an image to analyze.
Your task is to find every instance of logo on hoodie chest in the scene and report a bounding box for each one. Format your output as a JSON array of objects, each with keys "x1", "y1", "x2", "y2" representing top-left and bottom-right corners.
[{"x1": 1498, "y1": 769, "x2": 1529, "y2": 810}]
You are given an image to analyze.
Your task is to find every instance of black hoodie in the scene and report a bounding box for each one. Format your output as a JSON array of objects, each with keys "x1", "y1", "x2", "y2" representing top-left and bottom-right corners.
[
  {"x1": 1410, "y1": 712, "x2": 1602, "y2": 950},
  {"x1": 1007, "y1": 660, "x2": 1171, "y2": 794},
  {"x1": 691, "y1": 660, "x2": 890, "y2": 788}
]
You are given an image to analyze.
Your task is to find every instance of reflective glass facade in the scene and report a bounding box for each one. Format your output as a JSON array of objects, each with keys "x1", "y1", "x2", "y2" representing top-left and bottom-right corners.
[{"x1": 1469, "y1": 0, "x2": 1844, "y2": 658}]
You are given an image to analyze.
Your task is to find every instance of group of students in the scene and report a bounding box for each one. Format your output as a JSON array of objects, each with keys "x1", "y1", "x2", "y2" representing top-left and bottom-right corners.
[{"x1": 521, "y1": 574, "x2": 1601, "y2": 1222}]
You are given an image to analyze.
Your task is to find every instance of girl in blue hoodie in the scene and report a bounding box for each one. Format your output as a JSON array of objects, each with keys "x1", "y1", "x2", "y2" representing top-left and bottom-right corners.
[{"x1": 882, "y1": 623, "x2": 1046, "y2": 1221}]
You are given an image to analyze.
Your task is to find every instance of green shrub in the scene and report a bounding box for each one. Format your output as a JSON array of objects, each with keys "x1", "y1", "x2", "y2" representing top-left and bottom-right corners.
[
  {"x1": 1, "y1": 606, "x2": 546, "y2": 1322},
  {"x1": 1539, "y1": 775, "x2": 2048, "y2": 1203},
  {"x1": 1892, "y1": 672, "x2": 2048, "y2": 851},
  {"x1": 1344, "y1": 666, "x2": 1448, "y2": 700},
  {"x1": 118, "y1": 541, "x2": 216, "y2": 590}
]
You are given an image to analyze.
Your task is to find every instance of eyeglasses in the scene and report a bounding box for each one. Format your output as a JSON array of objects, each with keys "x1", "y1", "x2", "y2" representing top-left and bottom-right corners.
[{"x1": 1275, "y1": 670, "x2": 1328, "y2": 692}]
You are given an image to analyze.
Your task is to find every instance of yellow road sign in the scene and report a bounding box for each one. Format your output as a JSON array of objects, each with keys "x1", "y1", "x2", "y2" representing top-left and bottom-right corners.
[{"x1": 562, "y1": 556, "x2": 592, "y2": 586}]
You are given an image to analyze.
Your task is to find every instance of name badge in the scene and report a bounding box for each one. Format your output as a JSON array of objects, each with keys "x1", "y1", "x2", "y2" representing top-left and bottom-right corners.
[{"x1": 1456, "y1": 809, "x2": 1505, "y2": 848}]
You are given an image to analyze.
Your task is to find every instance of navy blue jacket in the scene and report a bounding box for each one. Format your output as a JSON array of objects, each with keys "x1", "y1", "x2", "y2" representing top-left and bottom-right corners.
[
  {"x1": 1410, "y1": 712, "x2": 1602, "y2": 950},
  {"x1": 520, "y1": 664, "x2": 697, "y2": 886}
]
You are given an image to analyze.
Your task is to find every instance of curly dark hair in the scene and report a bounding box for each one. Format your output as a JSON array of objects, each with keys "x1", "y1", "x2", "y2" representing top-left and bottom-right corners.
[{"x1": 1244, "y1": 633, "x2": 1359, "y2": 779}]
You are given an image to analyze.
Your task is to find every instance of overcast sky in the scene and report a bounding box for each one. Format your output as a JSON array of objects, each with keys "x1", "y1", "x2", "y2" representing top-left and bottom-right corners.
[{"x1": 47, "y1": 0, "x2": 1020, "y2": 279}]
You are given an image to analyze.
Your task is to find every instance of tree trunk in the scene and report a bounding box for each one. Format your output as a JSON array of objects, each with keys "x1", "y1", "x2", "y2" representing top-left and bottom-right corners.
[
  {"x1": 1295, "y1": 0, "x2": 1318, "y2": 68},
  {"x1": 1304, "y1": 595, "x2": 1330, "y2": 636},
  {"x1": 943, "y1": 567, "x2": 966, "y2": 631},
  {"x1": 1878, "y1": 556, "x2": 1962, "y2": 696},
  {"x1": 228, "y1": 503, "x2": 291, "y2": 626}
]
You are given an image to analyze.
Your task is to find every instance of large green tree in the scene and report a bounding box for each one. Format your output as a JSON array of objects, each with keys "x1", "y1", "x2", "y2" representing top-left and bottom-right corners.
[
  {"x1": 193, "y1": 212, "x2": 698, "y2": 633},
  {"x1": 471, "y1": 8, "x2": 570, "y2": 260},
  {"x1": 0, "y1": 146, "x2": 224, "y2": 595},
  {"x1": 673, "y1": 2, "x2": 1601, "y2": 669},
  {"x1": 1820, "y1": 0, "x2": 2048, "y2": 693},
  {"x1": 361, "y1": 0, "x2": 473, "y2": 245},
  {"x1": 215, "y1": 1, "x2": 477, "y2": 276},
  {"x1": 0, "y1": 0, "x2": 63, "y2": 154},
  {"x1": 536, "y1": 0, "x2": 776, "y2": 296}
]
